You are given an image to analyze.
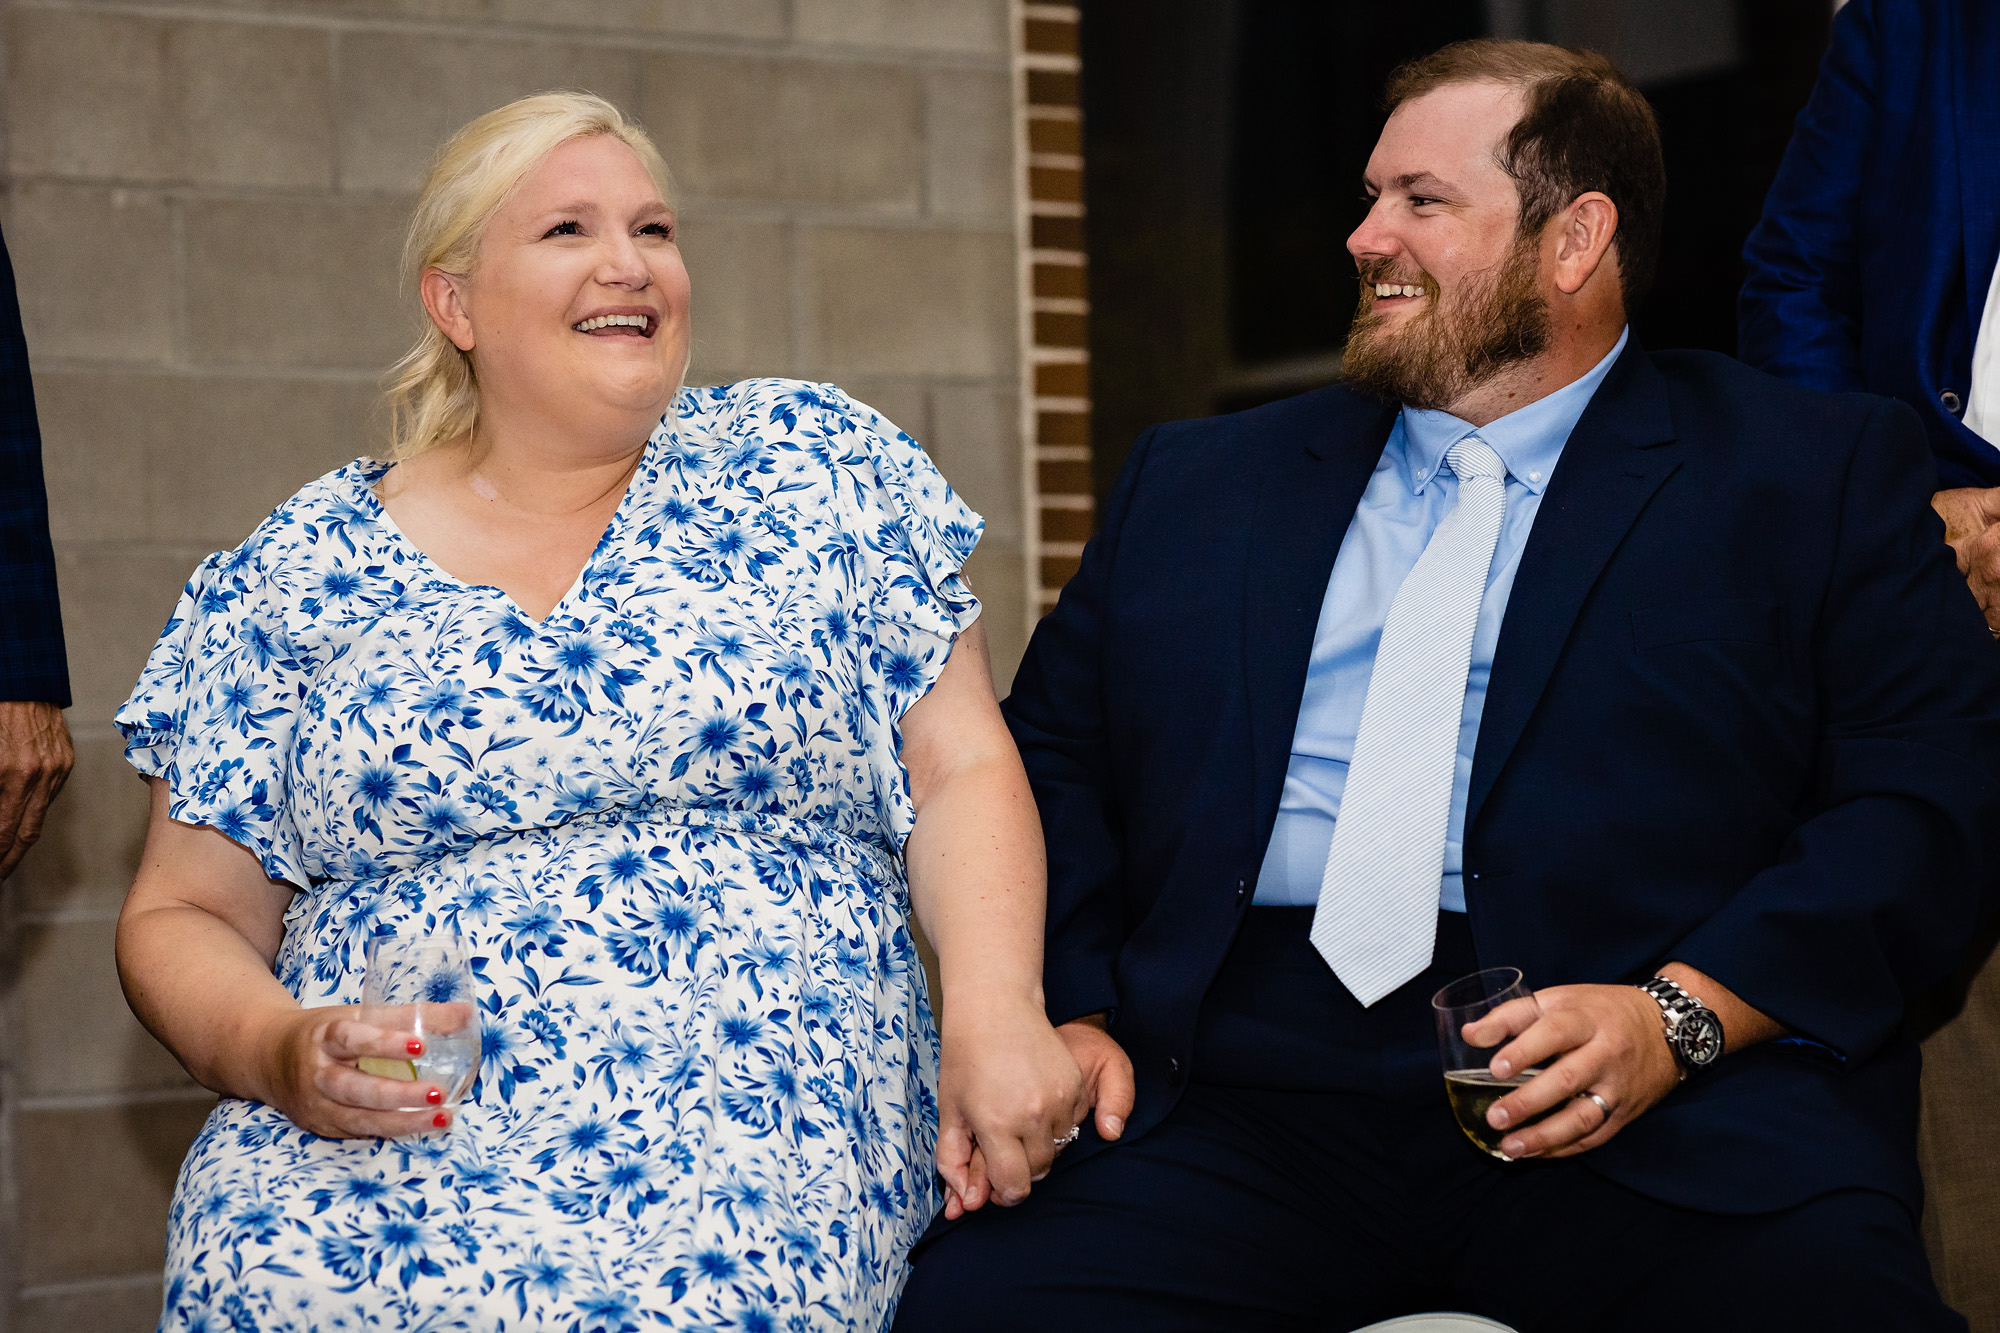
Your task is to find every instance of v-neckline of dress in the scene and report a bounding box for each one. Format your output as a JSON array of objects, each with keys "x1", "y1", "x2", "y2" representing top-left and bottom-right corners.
[{"x1": 354, "y1": 426, "x2": 666, "y2": 631}]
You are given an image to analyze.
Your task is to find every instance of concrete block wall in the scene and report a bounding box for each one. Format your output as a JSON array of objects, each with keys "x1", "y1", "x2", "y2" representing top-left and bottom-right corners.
[{"x1": 0, "y1": 1, "x2": 1024, "y2": 1326}]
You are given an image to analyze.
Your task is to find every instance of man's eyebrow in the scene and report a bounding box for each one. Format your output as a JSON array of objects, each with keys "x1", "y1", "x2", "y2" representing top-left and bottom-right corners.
[
  {"x1": 1358, "y1": 171, "x2": 1459, "y2": 197},
  {"x1": 1392, "y1": 171, "x2": 1457, "y2": 195}
]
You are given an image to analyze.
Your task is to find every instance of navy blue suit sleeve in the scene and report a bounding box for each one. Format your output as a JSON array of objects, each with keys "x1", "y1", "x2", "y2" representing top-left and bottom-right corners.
[
  {"x1": 1001, "y1": 426, "x2": 1160, "y2": 1027},
  {"x1": 1674, "y1": 397, "x2": 2000, "y2": 1059},
  {"x1": 1737, "y1": 0, "x2": 1878, "y2": 392},
  {"x1": 0, "y1": 223, "x2": 68, "y2": 706}
]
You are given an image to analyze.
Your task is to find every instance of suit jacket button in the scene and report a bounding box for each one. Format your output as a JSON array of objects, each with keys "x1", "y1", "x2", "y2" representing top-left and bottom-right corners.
[
  {"x1": 1168, "y1": 1057, "x2": 1182, "y2": 1080},
  {"x1": 1234, "y1": 878, "x2": 1249, "y2": 903},
  {"x1": 1941, "y1": 389, "x2": 1964, "y2": 415}
]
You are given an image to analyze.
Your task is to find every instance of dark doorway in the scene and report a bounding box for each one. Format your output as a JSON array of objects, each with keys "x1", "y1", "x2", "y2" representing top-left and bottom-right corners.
[
  {"x1": 1079, "y1": 1, "x2": 1834, "y2": 503},
  {"x1": 1226, "y1": 3, "x2": 1487, "y2": 401}
]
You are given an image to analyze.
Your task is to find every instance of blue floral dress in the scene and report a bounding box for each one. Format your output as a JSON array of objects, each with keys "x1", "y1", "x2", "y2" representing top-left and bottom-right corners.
[{"x1": 116, "y1": 380, "x2": 981, "y2": 1332}]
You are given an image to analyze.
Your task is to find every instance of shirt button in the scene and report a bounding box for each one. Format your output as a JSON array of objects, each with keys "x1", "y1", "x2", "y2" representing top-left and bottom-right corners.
[
  {"x1": 1942, "y1": 389, "x2": 1965, "y2": 415},
  {"x1": 1527, "y1": 470, "x2": 1542, "y2": 483}
]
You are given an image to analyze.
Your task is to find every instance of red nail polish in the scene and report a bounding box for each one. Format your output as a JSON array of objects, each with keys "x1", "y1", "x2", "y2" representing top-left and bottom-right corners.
[
  {"x1": 406, "y1": 1038, "x2": 424, "y2": 1056},
  {"x1": 433, "y1": 1112, "x2": 450, "y2": 1129},
  {"x1": 425, "y1": 1087, "x2": 443, "y2": 1105}
]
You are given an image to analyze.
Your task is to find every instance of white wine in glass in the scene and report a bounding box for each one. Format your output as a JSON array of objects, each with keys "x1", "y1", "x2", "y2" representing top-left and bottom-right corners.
[{"x1": 1442, "y1": 1067, "x2": 1542, "y2": 1158}]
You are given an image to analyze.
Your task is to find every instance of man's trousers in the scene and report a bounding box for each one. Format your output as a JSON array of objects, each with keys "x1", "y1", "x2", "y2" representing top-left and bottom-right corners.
[{"x1": 893, "y1": 909, "x2": 1962, "y2": 1333}]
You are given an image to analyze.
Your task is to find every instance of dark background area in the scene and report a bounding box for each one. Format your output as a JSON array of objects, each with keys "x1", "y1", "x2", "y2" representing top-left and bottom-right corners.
[{"x1": 1079, "y1": 0, "x2": 1837, "y2": 500}]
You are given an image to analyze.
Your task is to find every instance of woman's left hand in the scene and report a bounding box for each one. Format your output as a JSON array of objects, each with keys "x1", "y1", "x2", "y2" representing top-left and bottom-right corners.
[{"x1": 935, "y1": 997, "x2": 1087, "y2": 1219}]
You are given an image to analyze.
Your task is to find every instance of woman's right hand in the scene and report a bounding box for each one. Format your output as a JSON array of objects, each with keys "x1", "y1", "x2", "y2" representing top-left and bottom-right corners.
[{"x1": 254, "y1": 1005, "x2": 455, "y2": 1139}]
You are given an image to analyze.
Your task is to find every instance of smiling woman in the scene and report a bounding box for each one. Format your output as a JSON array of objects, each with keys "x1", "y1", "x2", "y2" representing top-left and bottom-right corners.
[
  {"x1": 384, "y1": 95, "x2": 683, "y2": 464},
  {"x1": 109, "y1": 92, "x2": 1083, "y2": 1331}
]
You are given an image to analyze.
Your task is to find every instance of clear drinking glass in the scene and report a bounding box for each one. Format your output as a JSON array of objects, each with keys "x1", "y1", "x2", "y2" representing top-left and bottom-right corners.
[
  {"x1": 1432, "y1": 966, "x2": 1547, "y2": 1160},
  {"x1": 357, "y1": 933, "x2": 482, "y2": 1112}
]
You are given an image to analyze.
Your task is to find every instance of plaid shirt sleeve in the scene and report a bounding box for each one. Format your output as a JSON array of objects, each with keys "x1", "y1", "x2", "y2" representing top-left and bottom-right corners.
[{"x1": 0, "y1": 222, "x2": 69, "y2": 706}]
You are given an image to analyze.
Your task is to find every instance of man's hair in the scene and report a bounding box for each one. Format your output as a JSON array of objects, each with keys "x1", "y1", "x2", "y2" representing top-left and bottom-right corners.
[{"x1": 1384, "y1": 40, "x2": 1666, "y2": 311}]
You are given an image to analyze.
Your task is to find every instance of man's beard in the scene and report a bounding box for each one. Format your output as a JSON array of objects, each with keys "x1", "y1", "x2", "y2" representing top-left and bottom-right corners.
[{"x1": 1339, "y1": 232, "x2": 1552, "y2": 411}]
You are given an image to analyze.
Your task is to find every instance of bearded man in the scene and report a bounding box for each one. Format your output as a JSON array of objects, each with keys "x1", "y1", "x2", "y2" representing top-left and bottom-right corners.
[{"x1": 890, "y1": 39, "x2": 2000, "y2": 1333}]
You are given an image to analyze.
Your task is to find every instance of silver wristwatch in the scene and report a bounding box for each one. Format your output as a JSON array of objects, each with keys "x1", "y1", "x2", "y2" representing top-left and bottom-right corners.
[{"x1": 1637, "y1": 975, "x2": 1724, "y2": 1079}]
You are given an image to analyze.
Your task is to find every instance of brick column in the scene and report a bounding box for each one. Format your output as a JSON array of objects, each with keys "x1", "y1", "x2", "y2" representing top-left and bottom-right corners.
[{"x1": 1015, "y1": 2, "x2": 1094, "y2": 618}]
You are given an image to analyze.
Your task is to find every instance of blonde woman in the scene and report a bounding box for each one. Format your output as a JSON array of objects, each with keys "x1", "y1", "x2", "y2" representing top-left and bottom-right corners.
[{"x1": 114, "y1": 92, "x2": 1084, "y2": 1329}]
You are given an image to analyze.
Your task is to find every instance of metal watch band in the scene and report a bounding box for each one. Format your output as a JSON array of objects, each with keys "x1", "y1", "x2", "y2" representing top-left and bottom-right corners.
[
  {"x1": 1640, "y1": 974, "x2": 1700, "y2": 1020},
  {"x1": 1638, "y1": 975, "x2": 1721, "y2": 1079}
]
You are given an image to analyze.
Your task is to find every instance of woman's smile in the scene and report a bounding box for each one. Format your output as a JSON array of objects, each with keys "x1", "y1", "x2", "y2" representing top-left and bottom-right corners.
[{"x1": 571, "y1": 309, "x2": 657, "y2": 337}]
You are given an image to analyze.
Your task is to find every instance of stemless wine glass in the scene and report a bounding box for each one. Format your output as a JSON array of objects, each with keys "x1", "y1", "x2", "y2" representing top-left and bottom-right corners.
[
  {"x1": 357, "y1": 933, "x2": 482, "y2": 1120},
  {"x1": 1432, "y1": 966, "x2": 1546, "y2": 1160}
]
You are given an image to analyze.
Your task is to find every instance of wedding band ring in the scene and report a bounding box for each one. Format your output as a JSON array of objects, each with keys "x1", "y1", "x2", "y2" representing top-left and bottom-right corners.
[
  {"x1": 1053, "y1": 1124, "x2": 1080, "y2": 1150},
  {"x1": 1581, "y1": 1091, "x2": 1612, "y2": 1120}
]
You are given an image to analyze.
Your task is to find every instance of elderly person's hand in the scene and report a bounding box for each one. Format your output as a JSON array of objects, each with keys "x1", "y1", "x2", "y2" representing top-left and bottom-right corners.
[
  {"x1": 1459, "y1": 962, "x2": 1783, "y2": 1159},
  {"x1": 1932, "y1": 486, "x2": 2000, "y2": 630},
  {"x1": 0, "y1": 700, "x2": 72, "y2": 879}
]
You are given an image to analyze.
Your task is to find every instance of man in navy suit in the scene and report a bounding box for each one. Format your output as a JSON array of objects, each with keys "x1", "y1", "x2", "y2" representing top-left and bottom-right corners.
[
  {"x1": 0, "y1": 222, "x2": 71, "y2": 882},
  {"x1": 1739, "y1": 1, "x2": 2000, "y2": 1319},
  {"x1": 1739, "y1": 0, "x2": 2000, "y2": 623},
  {"x1": 894, "y1": 39, "x2": 1997, "y2": 1333}
]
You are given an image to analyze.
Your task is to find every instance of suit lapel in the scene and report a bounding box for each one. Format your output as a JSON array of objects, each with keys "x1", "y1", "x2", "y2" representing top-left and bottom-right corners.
[
  {"x1": 1245, "y1": 393, "x2": 1397, "y2": 839},
  {"x1": 1955, "y1": 0, "x2": 2000, "y2": 321},
  {"x1": 1466, "y1": 344, "x2": 1681, "y2": 826}
]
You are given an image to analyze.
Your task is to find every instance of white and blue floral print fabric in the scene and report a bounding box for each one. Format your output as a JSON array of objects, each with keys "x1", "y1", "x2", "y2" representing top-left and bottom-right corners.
[{"x1": 116, "y1": 380, "x2": 982, "y2": 1332}]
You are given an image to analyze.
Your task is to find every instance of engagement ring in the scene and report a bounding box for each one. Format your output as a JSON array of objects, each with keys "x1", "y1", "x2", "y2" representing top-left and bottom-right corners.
[{"x1": 1053, "y1": 1125, "x2": 1081, "y2": 1150}]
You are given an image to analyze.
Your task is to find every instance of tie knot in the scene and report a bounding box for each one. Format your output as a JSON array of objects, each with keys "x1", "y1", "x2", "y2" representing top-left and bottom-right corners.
[{"x1": 1447, "y1": 436, "x2": 1506, "y2": 484}]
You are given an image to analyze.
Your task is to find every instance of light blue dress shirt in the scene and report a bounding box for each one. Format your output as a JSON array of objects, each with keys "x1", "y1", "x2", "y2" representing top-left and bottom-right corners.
[{"x1": 1254, "y1": 328, "x2": 1629, "y2": 910}]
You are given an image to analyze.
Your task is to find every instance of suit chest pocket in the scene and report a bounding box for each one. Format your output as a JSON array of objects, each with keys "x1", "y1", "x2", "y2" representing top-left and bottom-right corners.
[{"x1": 1629, "y1": 599, "x2": 1781, "y2": 652}]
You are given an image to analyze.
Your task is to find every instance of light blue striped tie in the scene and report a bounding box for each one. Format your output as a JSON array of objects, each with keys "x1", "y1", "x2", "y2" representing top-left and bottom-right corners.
[{"x1": 1310, "y1": 435, "x2": 1509, "y2": 1006}]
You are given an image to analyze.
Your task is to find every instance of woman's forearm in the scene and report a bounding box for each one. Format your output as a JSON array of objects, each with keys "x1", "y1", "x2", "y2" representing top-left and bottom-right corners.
[
  {"x1": 889, "y1": 625, "x2": 1085, "y2": 1207},
  {"x1": 117, "y1": 781, "x2": 307, "y2": 1103},
  {"x1": 903, "y1": 750, "x2": 1049, "y2": 1017},
  {"x1": 117, "y1": 900, "x2": 305, "y2": 1101}
]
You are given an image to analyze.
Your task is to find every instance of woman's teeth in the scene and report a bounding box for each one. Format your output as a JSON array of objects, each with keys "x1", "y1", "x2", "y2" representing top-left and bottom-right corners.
[
  {"x1": 1374, "y1": 283, "x2": 1425, "y2": 298},
  {"x1": 574, "y1": 314, "x2": 650, "y2": 332}
]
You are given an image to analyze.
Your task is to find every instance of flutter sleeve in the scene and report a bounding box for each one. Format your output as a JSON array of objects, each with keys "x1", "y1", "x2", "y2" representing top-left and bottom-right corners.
[
  {"x1": 115, "y1": 537, "x2": 317, "y2": 887},
  {"x1": 797, "y1": 383, "x2": 986, "y2": 844},
  {"x1": 819, "y1": 385, "x2": 983, "y2": 650}
]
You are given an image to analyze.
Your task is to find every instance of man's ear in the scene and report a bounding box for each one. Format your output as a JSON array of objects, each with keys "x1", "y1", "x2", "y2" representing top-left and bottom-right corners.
[
  {"x1": 1551, "y1": 191, "x2": 1619, "y2": 297},
  {"x1": 420, "y1": 268, "x2": 475, "y2": 352}
]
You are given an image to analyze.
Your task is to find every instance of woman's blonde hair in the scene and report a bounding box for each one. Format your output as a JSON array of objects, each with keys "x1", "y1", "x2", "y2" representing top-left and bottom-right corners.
[{"x1": 384, "y1": 91, "x2": 674, "y2": 459}]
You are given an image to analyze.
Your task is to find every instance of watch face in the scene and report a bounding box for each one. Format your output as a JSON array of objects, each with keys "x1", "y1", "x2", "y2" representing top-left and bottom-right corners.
[{"x1": 1675, "y1": 1007, "x2": 1725, "y2": 1069}]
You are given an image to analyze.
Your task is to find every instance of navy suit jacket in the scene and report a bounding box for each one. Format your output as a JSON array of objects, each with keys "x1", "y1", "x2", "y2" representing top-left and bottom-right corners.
[
  {"x1": 1738, "y1": 0, "x2": 2000, "y2": 489},
  {"x1": 0, "y1": 223, "x2": 68, "y2": 704},
  {"x1": 1003, "y1": 344, "x2": 2000, "y2": 1215}
]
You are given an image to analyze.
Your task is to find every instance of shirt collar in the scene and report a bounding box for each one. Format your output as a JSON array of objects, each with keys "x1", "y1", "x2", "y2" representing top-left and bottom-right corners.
[{"x1": 1396, "y1": 325, "x2": 1629, "y2": 497}]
